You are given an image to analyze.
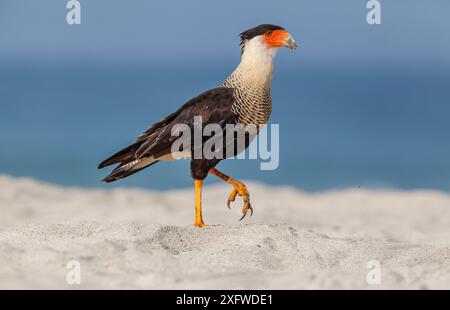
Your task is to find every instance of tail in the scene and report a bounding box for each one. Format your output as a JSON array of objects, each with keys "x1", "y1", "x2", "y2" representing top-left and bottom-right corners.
[
  {"x1": 98, "y1": 143, "x2": 159, "y2": 183},
  {"x1": 98, "y1": 99, "x2": 187, "y2": 183},
  {"x1": 98, "y1": 143, "x2": 141, "y2": 169},
  {"x1": 101, "y1": 156, "x2": 159, "y2": 183}
]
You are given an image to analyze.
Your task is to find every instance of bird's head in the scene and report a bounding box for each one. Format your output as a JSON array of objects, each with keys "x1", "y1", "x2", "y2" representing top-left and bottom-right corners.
[{"x1": 240, "y1": 24, "x2": 297, "y2": 54}]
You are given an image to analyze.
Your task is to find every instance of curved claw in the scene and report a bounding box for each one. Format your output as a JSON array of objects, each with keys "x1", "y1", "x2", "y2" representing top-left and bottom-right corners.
[
  {"x1": 239, "y1": 213, "x2": 246, "y2": 221},
  {"x1": 227, "y1": 188, "x2": 238, "y2": 210},
  {"x1": 238, "y1": 200, "x2": 253, "y2": 221},
  {"x1": 224, "y1": 180, "x2": 254, "y2": 221}
]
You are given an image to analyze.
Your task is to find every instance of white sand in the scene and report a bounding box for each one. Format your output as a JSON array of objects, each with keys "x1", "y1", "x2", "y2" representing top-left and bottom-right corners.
[{"x1": 1, "y1": 174, "x2": 450, "y2": 289}]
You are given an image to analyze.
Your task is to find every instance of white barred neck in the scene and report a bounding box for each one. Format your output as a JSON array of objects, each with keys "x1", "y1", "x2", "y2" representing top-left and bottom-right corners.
[{"x1": 228, "y1": 36, "x2": 277, "y2": 90}]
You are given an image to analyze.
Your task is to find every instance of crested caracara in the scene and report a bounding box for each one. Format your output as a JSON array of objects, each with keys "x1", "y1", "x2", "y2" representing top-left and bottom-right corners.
[{"x1": 98, "y1": 24, "x2": 297, "y2": 227}]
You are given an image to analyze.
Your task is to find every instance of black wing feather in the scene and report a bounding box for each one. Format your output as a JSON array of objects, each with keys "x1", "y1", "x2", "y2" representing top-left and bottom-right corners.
[{"x1": 98, "y1": 87, "x2": 237, "y2": 182}]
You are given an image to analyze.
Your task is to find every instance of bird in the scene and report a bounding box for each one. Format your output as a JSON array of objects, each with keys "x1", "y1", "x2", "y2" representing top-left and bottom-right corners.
[{"x1": 98, "y1": 24, "x2": 297, "y2": 227}]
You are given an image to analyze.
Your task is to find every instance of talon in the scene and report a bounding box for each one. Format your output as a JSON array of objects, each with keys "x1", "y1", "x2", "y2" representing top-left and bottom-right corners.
[
  {"x1": 227, "y1": 180, "x2": 253, "y2": 221},
  {"x1": 239, "y1": 212, "x2": 246, "y2": 221},
  {"x1": 207, "y1": 169, "x2": 254, "y2": 221},
  {"x1": 230, "y1": 182, "x2": 252, "y2": 221},
  {"x1": 239, "y1": 200, "x2": 252, "y2": 221},
  {"x1": 227, "y1": 189, "x2": 238, "y2": 209}
]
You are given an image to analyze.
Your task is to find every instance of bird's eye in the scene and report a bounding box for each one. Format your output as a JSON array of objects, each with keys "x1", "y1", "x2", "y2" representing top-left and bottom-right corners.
[{"x1": 265, "y1": 30, "x2": 272, "y2": 36}]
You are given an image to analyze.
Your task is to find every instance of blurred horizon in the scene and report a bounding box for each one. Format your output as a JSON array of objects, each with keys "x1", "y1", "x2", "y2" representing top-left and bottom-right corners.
[{"x1": 1, "y1": 0, "x2": 450, "y2": 191}]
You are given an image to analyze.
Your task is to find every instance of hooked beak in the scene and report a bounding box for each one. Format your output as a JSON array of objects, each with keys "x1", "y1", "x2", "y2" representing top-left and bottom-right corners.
[{"x1": 283, "y1": 34, "x2": 297, "y2": 50}]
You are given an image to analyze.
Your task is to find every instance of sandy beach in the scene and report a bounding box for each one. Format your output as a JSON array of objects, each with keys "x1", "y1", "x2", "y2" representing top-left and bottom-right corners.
[{"x1": 1, "y1": 174, "x2": 450, "y2": 289}]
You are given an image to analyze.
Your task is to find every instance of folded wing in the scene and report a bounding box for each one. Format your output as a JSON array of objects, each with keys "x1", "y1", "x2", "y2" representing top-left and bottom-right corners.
[{"x1": 98, "y1": 87, "x2": 237, "y2": 183}]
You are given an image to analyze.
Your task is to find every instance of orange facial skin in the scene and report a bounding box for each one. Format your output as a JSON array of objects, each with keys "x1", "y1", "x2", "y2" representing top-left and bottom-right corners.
[{"x1": 263, "y1": 29, "x2": 289, "y2": 47}]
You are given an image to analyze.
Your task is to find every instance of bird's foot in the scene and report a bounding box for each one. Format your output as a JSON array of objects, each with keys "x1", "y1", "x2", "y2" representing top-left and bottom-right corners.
[
  {"x1": 194, "y1": 222, "x2": 208, "y2": 228},
  {"x1": 194, "y1": 218, "x2": 208, "y2": 228},
  {"x1": 227, "y1": 180, "x2": 253, "y2": 220}
]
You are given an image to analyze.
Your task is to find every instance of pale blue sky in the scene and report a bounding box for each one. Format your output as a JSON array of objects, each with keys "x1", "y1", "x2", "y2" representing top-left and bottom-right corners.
[{"x1": 0, "y1": 0, "x2": 449, "y2": 71}]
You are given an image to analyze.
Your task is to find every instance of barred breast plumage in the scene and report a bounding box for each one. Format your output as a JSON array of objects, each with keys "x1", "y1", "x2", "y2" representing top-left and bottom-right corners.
[{"x1": 219, "y1": 72, "x2": 272, "y2": 128}]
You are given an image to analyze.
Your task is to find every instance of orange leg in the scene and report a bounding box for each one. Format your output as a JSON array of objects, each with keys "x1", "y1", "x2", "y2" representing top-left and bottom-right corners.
[
  {"x1": 194, "y1": 179, "x2": 207, "y2": 227},
  {"x1": 208, "y1": 168, "x2": 253, "y2": 220}
]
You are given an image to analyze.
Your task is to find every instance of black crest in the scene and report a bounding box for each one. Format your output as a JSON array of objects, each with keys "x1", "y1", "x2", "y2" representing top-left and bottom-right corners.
[{"x1": 239, "y1": 24, "x2": 285, "y2": 53}]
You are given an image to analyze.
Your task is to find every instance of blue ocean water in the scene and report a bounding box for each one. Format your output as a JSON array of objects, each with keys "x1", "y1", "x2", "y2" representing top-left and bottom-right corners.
[{"x1": 1, "y1": 61, "x2": 449, "y2": 191}]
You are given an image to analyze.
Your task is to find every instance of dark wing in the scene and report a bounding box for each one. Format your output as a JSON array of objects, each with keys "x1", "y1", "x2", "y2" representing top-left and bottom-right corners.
[{"x1": 98, "y1": 87, "x2": 237, "y2": 182}]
